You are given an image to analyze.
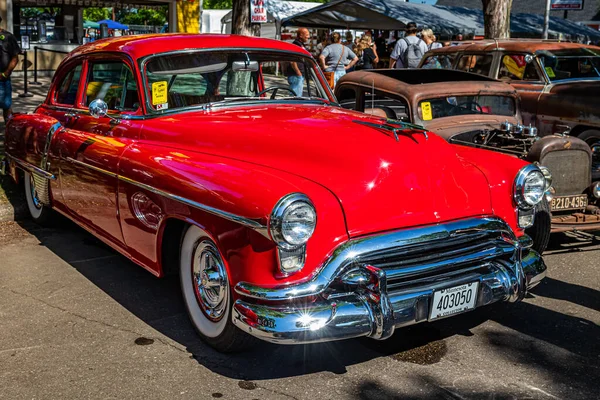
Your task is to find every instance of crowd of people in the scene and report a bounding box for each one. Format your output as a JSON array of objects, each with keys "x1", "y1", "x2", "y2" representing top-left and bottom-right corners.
[{"x1": 287, "y1": 22, "x2": 454, "y2": 89}]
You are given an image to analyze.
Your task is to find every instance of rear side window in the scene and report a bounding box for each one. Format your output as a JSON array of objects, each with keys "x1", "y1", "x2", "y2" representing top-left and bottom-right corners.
[
  {"x1": 55, "y1": 64, "x2": 82, "y2": 105},
  {"x1": 499, "y1": 54, "x2": 541, "y2": 81},
  {"x1": 422, "y1": 53, "x2": 457, "y2": 70},
  {"x1": 456, "y1": 54, "x2": 494, "y2": 76},
  {"x1": 85, "y1": 61, "x2": 139, "y2": 111}
]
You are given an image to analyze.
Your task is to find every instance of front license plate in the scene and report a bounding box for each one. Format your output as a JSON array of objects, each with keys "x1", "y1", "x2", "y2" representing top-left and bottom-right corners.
[
  {"x1": 429, "y1": 282, "x2": 479, "y2": 321},
  {"x1": 550, "y1": 195, "x2": 588, "y2": 211}
]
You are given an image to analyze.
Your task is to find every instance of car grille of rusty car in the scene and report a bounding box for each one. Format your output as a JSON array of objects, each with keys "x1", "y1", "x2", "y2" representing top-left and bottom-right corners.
[
  {"x1": 232, "y1": 217, "x2": 546, "y2": 345},
  {"x1": 541, "y1": 149, "x2": 591, "y2": 196}
]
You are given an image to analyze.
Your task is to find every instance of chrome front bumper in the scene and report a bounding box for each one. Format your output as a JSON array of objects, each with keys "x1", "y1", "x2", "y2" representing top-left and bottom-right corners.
[{"x1": 232, "y1": 218, "x2": 547, "y2": 345}]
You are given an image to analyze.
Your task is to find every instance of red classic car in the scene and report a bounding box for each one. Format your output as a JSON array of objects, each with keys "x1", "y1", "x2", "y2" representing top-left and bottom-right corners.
[{"x1": 1, "y1": 34, "x2": 547, "y2": 352}]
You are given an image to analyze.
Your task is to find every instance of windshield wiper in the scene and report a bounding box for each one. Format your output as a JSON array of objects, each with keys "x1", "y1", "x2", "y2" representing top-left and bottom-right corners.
[{"x1": 205, "y1": 96, "x2": 330, "y2": 109}]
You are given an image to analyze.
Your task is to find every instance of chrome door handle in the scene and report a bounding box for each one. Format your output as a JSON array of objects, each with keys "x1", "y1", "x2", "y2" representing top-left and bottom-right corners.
[{"x1": 65, "y1": 112, "x2": 79, "y2": 118}]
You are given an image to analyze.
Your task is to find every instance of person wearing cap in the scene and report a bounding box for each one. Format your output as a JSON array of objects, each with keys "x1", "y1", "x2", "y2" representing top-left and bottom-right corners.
[
  {"x1": 390, "y1": 22, "x2": 428, "y2": 69},
  {"x1": 0, "y1": 16, "x2": 21, "y2": 121}
]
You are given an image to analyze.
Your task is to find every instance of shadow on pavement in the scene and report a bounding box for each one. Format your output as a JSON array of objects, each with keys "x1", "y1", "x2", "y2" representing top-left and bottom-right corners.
[{"x1": 9, "y1": 217, "x2": 600, "y2": 396}]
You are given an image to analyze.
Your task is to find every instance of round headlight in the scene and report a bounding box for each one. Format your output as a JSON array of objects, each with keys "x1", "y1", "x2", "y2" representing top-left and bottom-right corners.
[
  {"x1": 593, "y1": 182, "x2": 600, "y2": 199},
  {"x1": 514, "y1": 165, "x2": 546, "y2": 208},
  {"x1": 270, "y1": 193, "x2": 316, "y2": 249}
]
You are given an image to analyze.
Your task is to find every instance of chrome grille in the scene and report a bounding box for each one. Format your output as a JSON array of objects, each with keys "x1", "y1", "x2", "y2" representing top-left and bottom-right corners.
[
  {"x1": 359, "y1": 230, "x2": 516, "y2": 291},
  {"x1": 542, "y1": 150, "x2": 590, "y2": 196}
]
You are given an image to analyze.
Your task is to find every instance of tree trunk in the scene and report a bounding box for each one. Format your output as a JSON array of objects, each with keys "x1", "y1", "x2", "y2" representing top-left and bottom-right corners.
[
  {"x1": 231, "y1": 0, "x2": 260, "y2": 36},
  {"x1": 481, "y1": 0, "x2": 513, "y2": 39}
]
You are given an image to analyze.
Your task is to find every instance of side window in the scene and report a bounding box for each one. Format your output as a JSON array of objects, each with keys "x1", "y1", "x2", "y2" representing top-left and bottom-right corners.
[
  {"x1": 422, "y1": 54, "x2": 457, "y2": 70},
  {"x1": 85, "y1": 61, "x2": 139, "y2": 111},
  {"x1": 55, "y1": 64, "x2": 82, "y2": 106},
  {"x1": 363, "y1": 91, "x2": 409, "y2": 122},
  {"x1": 499, "y1": 54, "x2": 541, "y2": 81},
  {"x1": 456, "y1": 54, "x2": 494, "y2": 76},
  {"x1": 337, "y1": 87, "x2": 357, "y2": 110}
]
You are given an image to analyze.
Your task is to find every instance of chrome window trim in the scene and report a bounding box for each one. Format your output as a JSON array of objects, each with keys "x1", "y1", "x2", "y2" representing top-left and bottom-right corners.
[
  {"x1": 235, "y1": 217, "x2": 519, "y2": 301},
  {"x1": 138, "y1": 48, "x2": 334, "y2": 116}
]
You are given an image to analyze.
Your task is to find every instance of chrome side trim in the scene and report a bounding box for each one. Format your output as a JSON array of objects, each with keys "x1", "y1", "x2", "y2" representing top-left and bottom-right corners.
[
  {"x1": 118, "y1": 175, "x2": 269, "y2": 236},
  {"x1": 5, "y1": 154, "x2": 56, "y2": 180},
  {"x1": 235, "y1": 217, "x2": 517, "y2": 301},
  {"x1": 66, "y1": 157, "x2": 118, "y2": 178}
]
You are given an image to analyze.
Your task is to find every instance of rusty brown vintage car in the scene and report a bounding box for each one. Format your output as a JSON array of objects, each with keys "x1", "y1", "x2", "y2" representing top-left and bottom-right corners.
[
  {"x1": 418, "y1": 40, "x2": 600, "y2": 156},
  {"x1": 335, "y1": 69, "x2": 600, "y2": 253}
]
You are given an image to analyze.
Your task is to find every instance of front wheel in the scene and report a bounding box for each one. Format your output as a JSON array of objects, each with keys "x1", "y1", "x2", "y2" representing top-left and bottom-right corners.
[
  {"x1": 24, "y1": 171, "x2": 53, "y2": 225},
  {"x1": 179, "y1": 225, "x2": 255, "y2": 352},
  {"x1": 525, "y1": 198, "x2": 551, "y2": 254},
  {"x1": 577, "y1": 129, "x2": 600, "y2": 149}
]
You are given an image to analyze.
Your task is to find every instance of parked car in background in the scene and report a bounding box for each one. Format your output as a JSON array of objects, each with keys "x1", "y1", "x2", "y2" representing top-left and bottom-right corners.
[
  {"x1": 418, "y1": 40, "x2": 600, "y2": 155},
  {"x1": 336, "y1": 69, "x2": 600, "y2": 253},
  {"x1": 1, "y1": 34, "x2": 547, "y2": 352}
]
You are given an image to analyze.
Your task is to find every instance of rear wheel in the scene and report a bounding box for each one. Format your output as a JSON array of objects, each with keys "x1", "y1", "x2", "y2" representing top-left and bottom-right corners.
[
  {"x1": 179, "y1": 225, "x2": 255, "y2": 352},
  {"x1": 525, "y1": 198, "x2": 551, "y2": 254},
  {"x1": 578, "y1": 129, "x2": 600, "y2": 149},
  {"x1": 24, "y1": 171, "x2": 53, "y2": 225}
]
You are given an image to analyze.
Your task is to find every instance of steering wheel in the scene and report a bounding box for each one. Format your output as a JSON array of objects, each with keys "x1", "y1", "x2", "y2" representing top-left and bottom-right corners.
[
  {"x1": 457, "y1": 101, "x2": 483, "y2": 113},
  {"x1": 257, "y1": 85, "x2": 298, "y2": 99}
]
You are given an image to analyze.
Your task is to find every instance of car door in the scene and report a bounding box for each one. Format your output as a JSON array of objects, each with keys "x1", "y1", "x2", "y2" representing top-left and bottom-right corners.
[
  {"x1": 496, "y1": 52, "x2": 548, "y2": 130},
  {"x1": 57, "y1": 56, "x2": 143, "y2": 247}
]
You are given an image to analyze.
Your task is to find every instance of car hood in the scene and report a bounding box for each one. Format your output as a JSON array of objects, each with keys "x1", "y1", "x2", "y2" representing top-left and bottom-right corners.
[
  {"x1": 149, "y1": 104, "x2": 494, "y2": 237},
  {"x1": 424, "y1": 115, "x2": 520, "y2": 141}
]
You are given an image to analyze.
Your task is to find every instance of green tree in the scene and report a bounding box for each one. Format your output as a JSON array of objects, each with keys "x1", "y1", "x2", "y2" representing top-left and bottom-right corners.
[
  {"x1": 117, "y1": 7, "x2": 168, "y2": 26},
  {"x1": 83, "y1": 7, "x2": 111, "y2": 22}
]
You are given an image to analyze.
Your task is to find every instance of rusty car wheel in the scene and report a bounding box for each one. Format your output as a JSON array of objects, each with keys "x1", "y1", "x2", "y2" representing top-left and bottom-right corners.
[{"x1": 179, "y1": 225, "x2": 254, "y2": 352}]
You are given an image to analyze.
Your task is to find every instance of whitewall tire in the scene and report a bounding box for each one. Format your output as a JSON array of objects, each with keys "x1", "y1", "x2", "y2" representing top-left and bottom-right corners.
[
  {"x1": 24, "y1": 171, "x2": 53, "y2": 225},
  {"x1": 179, "y1": 225, "x2": 254, "y2": 352}
]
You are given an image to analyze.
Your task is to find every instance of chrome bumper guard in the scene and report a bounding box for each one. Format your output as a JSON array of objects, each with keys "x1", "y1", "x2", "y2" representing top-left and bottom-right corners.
[{"x1": 232, "y1": 218, "x2": 546, "y2": 345}]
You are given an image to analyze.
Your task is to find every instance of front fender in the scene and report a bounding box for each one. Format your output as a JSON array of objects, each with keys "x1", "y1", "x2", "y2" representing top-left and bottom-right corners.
[
  {"x1": 453, "y1": 145, "x2": 529, "y2": 236},
  {"x1": 117, "y1": 142, "x2": 348, "y2": 287}
]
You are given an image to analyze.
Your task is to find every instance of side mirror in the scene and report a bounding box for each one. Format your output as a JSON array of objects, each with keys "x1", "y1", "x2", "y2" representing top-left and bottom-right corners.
[
  {"x1": 524, "y1": 54, "x2": 535, "y2": 64},
  {"x1": 89, "y1": 99, "x2": 108, "y2": 118},
  {"x1": 232, "y1": 60, "x2": 259, "y2": 72}
]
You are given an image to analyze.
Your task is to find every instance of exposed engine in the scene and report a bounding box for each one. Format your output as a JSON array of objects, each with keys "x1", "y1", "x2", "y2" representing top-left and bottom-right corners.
[{"x1": 449, "y1": 121, "x2": 540, "y2": 158}]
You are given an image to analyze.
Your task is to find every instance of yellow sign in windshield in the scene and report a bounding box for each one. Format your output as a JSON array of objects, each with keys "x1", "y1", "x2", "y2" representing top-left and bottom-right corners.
[
  {"x1": 152, "y1": 81, "x2": 168, "y2": 106},
  {"x1": 421, "y1": 102, "x2": 433, "y2": 121}
]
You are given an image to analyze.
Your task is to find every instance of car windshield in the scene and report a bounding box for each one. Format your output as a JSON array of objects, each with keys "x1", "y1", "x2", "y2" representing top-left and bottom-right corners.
[
  {"x1": 143, "y1": 50, "x2": 330, "y2": 112},
  {"x1": 536, "y1": 48, "x2": 600, "y2": 81},
  {"x1": 418, "y1": 95, "x2": 516, "y2": 120}
]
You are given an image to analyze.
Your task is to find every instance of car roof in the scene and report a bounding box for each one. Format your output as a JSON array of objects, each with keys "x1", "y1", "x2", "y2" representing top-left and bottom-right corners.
[
  {"x1": 66, "y1": 33, "x2": 311, "y2": 61},
  {"x1": 338, "y1": 69, "x2": 517, "y2": 101},
  {"x1": 426, "y1": 40, "x2": 600, "y2": 54}
]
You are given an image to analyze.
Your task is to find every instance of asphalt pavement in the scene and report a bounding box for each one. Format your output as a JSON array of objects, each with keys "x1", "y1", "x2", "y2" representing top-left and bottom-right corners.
[{"x1": 0, "y1": 215, "x2": 598, "y2": 400}]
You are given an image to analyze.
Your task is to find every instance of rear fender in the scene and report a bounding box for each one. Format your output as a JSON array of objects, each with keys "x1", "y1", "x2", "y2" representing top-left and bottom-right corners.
[{"x1": 4, "y1": 114, "x2": 63, "y2": 203}]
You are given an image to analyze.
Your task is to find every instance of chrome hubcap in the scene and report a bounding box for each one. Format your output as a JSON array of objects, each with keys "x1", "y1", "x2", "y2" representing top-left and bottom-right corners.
[
  {"x1": 192, "y1": 241, "x2": 228, "y2": 321},
  {"x1": 29, "y1": 175, "x2": 42, "y2": 209}
]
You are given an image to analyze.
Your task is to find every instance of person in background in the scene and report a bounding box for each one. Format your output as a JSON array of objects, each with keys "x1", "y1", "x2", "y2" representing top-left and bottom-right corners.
[
  {"x1": 421, "y1": 29, "x2": 442, "y2": 51},
  {"x1": 390, "y1": 22, "x2": 428, "y2": 69},
  {"x1": 314, "y1": 35, "x2": 329, "y2": 57},
  {"x1": 344, "y1": 31, "x2": 354, "y2": 49},
  {"x1": 355, "y1": 36, "x2": 379, "y2": 70},
  {"x1": 0, "y1": 15, "x2": 21, "y2": 122},
  {"x1": 286, "y1": 27, "x2": 310, "y2": 97},
  {"x1": 320, "y1": 32, "x2": 359, "y2": 87}
]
